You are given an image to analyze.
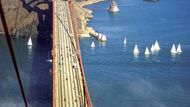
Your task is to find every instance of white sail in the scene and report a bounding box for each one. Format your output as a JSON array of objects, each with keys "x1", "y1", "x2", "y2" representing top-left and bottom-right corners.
[
  {"x1": 176, "y1": 44, "x2": 182, "y2": 53},
  {"x1": 27, "y1": 37, "x2": 32, "y2": 46},
  {"x1": 150, "y1": 44, "x2": 155, "y2": 53},
  {"x1": 170, "y1": 44, "x2": 177, "y2": 54},
  {"x1": 91, "y1": 41, "x2": 95, "y2": 48},
  {"x1": 154, "y1": 40, "x2": 160, "y2": 51},
  {"x1": 123, "y1": 37, "x2": 127, "y2": 45},
  {"x1": 133, "y1": 44, "x2": 139, "y2": 55},
  {"x1": 144, "y1": 47, "x2": 151, "y2": 56}
]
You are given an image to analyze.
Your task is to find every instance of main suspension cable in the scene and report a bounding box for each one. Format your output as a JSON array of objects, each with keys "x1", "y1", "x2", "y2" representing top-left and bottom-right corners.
[{"x1": 0, "y1": 2, "x2": 28, "y2": 107}]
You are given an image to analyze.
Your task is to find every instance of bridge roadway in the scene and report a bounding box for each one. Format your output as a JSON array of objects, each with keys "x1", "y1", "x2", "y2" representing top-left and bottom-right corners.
[{"x1": 53, "y1": 1, "x2": 92, "y2": 107}]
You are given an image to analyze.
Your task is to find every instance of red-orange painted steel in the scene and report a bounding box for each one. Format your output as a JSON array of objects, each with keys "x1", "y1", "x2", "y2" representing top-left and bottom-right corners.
[
  {"x1": 52, "y1": 0, "x2": 56, "y2": 107},
  {"x1": 69, "y1": 3, "x2": 93, "y2": 107},
  {"x1": 52, "y1": 1, "x2": 92, "y2": 106}
]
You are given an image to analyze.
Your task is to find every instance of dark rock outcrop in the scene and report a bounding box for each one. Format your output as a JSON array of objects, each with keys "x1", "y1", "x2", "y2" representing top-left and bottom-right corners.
[{"x1": 0, "y1": 0, "x2": 52, "y2": 39}]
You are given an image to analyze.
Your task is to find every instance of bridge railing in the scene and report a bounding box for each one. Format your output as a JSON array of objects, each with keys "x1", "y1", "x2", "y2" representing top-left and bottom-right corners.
[
  {"x1": 69, "y1": 2, "x2": 93, "y2": 107},
  {"x1": 52, "y1": 0, "x2": 93, "y2": 106}
]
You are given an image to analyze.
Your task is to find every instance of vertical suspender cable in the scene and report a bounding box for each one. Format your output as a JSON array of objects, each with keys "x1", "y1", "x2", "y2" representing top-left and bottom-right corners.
[{"x1": 0, "y1": 2, "x2": 28, "y2": 107}]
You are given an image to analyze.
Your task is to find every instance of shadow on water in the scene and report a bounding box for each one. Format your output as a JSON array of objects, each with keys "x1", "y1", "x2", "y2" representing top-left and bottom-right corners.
[
  {"x1": 20, "y1": 0, "x2": 53, "y2": 42},
  {"x1": 0, "y1": 36, "x2": 52, "y2": 107},
  {"x1": 28, "y1": 39, "x2": 52, "y2": 107},
  {"x1": 18, "y1": 1, "x2": 53, "y2": 106}
]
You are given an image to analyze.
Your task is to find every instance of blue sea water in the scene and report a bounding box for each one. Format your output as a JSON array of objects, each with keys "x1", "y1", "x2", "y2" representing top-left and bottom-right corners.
[
  {"x1": 80, "y1": 0, "x2": 190, "y2": 107},
  {"x1": 0, "y1": 37, "x2": 52, "y2": 107}
]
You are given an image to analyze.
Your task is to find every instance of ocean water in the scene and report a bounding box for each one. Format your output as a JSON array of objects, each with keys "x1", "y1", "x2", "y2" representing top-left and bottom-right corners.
[
  {"x1": 0, "y1": 37, "x2": 52, "y2": 107},
  {"x1": 81, "y1": 0, "x2": 190, "y2": 107}
]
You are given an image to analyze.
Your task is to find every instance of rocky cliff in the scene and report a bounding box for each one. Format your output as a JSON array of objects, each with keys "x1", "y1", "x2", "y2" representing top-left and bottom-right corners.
[
  {"x1": 0, "y1": 0, "x2": 52, "y2": 39},
  {"x1": 74, "y1": 0, "x2": 105, "y2": 37}
]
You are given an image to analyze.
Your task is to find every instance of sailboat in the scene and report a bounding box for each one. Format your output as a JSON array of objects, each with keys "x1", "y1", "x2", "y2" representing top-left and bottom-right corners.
[
  {"x1": 144, "y1": 47, "x2": 151, "y2": 56},
  {"x1": 46, "y1": 59, "x2": 52, "y2": 63},
  {"x1": 150, "y1": 44, "x2": 155, "y2": 53},
  {"x1": 176, "y1": 44, "x2": 182, "y2": 53},
  {"x1": 170, "y1": 44, "x2": 177, "y2": 54},
  {"x1": 91, "y1": 41, "x2": 95, "y2": 48},
  {"x1": 123, "y1": 37, "x2": 127, "y2": 45},
  {"x1": 154, "y1": 40, "x2": 160, "y2": 51},
  {"x1": 27, "y1": 37, "x2": 32, "y2": 46},
  {"x1": 133, "y1": 44, "x2": 139, "y2": 55}
]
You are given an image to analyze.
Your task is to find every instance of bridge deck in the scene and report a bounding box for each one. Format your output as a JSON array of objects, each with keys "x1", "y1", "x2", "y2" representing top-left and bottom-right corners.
[{"x1": 53, "y1": 1, "x2": 91, "y2": 107}]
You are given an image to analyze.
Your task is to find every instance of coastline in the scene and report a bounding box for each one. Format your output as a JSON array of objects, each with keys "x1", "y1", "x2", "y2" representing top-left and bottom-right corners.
[{"x1": 74, "y1": 0, "x2": 106, "y2": 37}]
